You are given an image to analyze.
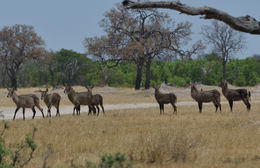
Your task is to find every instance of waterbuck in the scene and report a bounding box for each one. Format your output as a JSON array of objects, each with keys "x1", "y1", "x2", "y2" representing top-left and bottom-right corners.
[
  {"x1": 85, "y1": 86, "x2": 105, "y2": 116},
  {"x1": 153, "y1": 85, "x2": 177, "y2": 115},
  {"x1": 190, "y1": 83, "x2": 221, "y2": 113},
  {"x1": 219, "y1": 80, "x2": 251, "y2": 111},
  {"x1": 64, "y1": 85, "x2": 95, "y2": 115},
  {"x1": 7, "y1": 88, "x2": 45, "y2": 120},
  {"x1": 39, "y1": 88, "x2": 61, "y2": 117}
]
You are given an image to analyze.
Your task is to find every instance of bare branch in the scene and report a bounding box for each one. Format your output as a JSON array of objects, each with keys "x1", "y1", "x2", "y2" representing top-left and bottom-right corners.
[{"x1": 123, "y1": 0, "x2": 260, "y2": 34}]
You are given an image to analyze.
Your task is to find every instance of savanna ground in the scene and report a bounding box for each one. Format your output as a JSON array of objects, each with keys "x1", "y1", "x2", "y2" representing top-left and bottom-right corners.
[{"x1": 0, "y1": 84, "x2": 260, "y2": 168}]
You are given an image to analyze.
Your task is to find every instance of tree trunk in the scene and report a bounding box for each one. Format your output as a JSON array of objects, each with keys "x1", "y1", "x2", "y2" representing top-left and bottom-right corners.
[
  {"x1": 6, "y1": 67, "x2": 18, "y2": 90},
  {"x1": 145, "y1": 58, "x2": 152, "y2": 89},
  {"x1": 48, "y1": 65, "x2": 55, "y2": 88},
  {"x1": 102, "y1": 67, "x2": 109, "y2": 87},
  {"x1": 11, "y1": 75, "x2": 18, "y2": 90},
  {"x1": 38, "y1": 69, "x2": 43, "y2": 86},
  {"x1": 1, "y1": 67, "x2": 7, "y2": 87},
  {"x1": 135, "y1": 61, "x2": 144, "y2": 90},
  {"x1": 222, "y1": 59, "x2": 227, "y2": 80}
]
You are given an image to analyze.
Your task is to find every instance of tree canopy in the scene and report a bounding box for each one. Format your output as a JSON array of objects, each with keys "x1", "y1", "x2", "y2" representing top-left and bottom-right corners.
[{"x1": 0, "y1": 24, "x2": 45, "y2": 89}]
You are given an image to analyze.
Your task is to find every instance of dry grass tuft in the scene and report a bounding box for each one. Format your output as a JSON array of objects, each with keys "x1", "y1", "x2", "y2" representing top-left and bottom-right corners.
[{"x1": 129, "y1": 130, "x2": 202, "y2": 164}]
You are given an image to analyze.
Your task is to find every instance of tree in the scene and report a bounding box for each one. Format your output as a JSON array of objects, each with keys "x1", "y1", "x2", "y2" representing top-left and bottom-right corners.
[
  {"x1": 0, "y1": 63, "x2": 7, "y2": 87},
  {"x1": 100, "y1": 5, "x2": 172, "y2": 90},
  {"x1": 84, "y1": 36, "x2": 123, "y2": 86},
  {"x1": 53, "y1": 49, "x2": 94, "y2": 85},
  {"x1": 54, "y1": 49, "x2": 82, "y2": 85},
  {"x1": 0, "y1": 24, "x2": 45, "y2": 89},
  {"x1": 201, "y1": 21, "x2": 245, "y2": 80},
  {"x1": 203, "y1": 53, "x2": 221, "y2": 62},
  {"x1": 41, "y1": 51, "x2": 58, "y2": 88},
  {"x1": 86, "y1": 4, "x2": 203, "y2": 89},
  {"x1": 122, "y1": 0, "x2": 260, "y2": 35}
]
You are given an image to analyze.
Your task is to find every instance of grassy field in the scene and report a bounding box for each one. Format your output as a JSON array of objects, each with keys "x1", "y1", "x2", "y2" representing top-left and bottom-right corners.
[{"x1": 0, "y1": 86, "x2": 260, "y2": 167}]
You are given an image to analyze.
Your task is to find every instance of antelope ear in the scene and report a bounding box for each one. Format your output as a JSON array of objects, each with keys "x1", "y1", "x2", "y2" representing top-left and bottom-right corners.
[
  {"x1": 91, "y1": 85, "x2": 94, "y2": 89},
  {"x1": 46, "y1": 88, "x2": 48, "y2": 92}
]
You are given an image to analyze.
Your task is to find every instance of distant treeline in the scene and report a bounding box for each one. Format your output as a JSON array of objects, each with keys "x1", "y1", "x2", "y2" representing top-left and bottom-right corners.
[{"x1": 0, "y1": 49, "x2": 259, "y2": 88}]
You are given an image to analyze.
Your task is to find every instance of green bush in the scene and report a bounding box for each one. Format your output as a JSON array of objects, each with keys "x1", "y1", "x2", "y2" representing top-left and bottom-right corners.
[
  {"x1": 80, "y1": 153, "x2": 133, "y2": 168},
  {"x1": 0, "y1": 123, "x2": 37, "y2": 168},
  {"x1": 3, "y1": 50, "x2": 260, "y2": 88}
]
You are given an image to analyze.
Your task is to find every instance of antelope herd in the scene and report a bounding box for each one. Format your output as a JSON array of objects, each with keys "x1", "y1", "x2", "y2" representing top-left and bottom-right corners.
[{"x1": 6, "y1": 80, "x2": 252, "y2": 120}]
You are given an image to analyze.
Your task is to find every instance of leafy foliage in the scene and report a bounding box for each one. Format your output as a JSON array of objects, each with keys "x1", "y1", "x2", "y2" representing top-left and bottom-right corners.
[
  {"x1": 0, "y1": 49, "x2": 259, "y2": 88},
  {"x1": 70, "y1": 153, "x2": 133, "y2": 168},
  {"x1": 0, "y1": 122, "x2": 37, "y2": 168}
]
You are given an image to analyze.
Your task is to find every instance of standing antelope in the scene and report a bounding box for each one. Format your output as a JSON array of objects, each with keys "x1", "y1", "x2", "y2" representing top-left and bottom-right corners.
[
  {"x1": 85, "y1": 86, "x2": 105, "y2": 116},
  {"x1": 39, "y1": 88, "x2": 61, "y2": 117},
  {"x1": 153, "y1": 85, "x2": 177, "y2": 115},
  {"x1": 7, "y1": 88, "x2": 45, "y2": 120},
  {"x1": 64, "y1": 85, "x2": 95, "y2": 115},
  {"x1": 190, "y1": 83, "x2": 221, "y2": 113},
  {"x1": 220, "y1": 80, "x2": 251, "y2": 111}
]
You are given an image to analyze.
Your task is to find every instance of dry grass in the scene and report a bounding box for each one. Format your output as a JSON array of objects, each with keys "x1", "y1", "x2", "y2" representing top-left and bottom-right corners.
[
  {"x1": 1, "y1": 102, "x2": 260, "y2": 167},
  {"x1": 1, "y1": 86, "x2": 260, "y2": 167}
]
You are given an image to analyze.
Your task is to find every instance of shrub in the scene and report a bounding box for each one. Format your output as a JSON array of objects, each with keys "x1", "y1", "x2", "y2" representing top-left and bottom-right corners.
[
  {"x1": 0, "y1": 122, "x2": 37, "y2": 168},
  {"x1": 84, "y1": 153, "x2": 133, "y2": 168}
]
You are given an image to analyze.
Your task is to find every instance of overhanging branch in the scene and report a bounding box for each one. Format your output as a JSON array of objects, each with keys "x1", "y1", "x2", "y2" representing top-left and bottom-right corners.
[{"x1": 123, "y1": 0, "x2": 260, "y2": 34}]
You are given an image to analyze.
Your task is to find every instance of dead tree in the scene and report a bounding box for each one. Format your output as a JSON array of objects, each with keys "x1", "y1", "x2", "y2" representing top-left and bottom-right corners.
[{"x1": 123, "y1": 0, "x2": 260, "y2": 35}]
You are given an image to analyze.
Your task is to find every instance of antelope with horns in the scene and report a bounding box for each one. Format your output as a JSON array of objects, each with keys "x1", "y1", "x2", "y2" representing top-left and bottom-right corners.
[
  {"x1": 190, "y1": 83, "x2": 221, "y2": 113},
  {"x1": 153, "y1": 85, "x2": 177, "y2": 115},
  {"x1": 64, "y1": 85, "x2": 95, "y2": 115},
  {"x1": 85, "y1": 86, "x2": 105, "y2": 116},
  {"x1": 7, "y1": 88, "x2": 45, "y2": 120},
  {"x1": 219, "y1": 80, "x2": 251, "y2": 111},
  {"x1": 38, "y1": 88, "x2": 61, "y2": 117}
]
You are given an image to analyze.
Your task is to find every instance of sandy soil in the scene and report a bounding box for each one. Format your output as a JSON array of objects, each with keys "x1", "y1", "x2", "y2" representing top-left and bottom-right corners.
[
  {"x1": 1, "y1": 84, "x2": 260, "y2": 120},
  {"x1": 1, "y1": 100, "x2": 260, "y2": 120}
]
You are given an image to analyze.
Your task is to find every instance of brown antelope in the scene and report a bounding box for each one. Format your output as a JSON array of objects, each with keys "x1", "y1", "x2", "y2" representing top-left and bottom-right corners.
[
  {"x1": 219, "y1": 80, "x2": 251, "y2": 111},
  {"x1": 38, "y1": 88, "x2": 61, "y2": 117},
  {"x1": 190, "y1": 83, "x2": 221, "y2": 113},
  {"x1": 64, "y1": 85, "x2": 95, "y2": 115},
  {"x1": 153, "y1": 85, "x2": 177, "y2": 115},
  {"x1": 7, "y1": 88, "x2": 45, "y2": 120},
  {"x1": 85, "y1": 86, "x2": 104, "y2": 116}
]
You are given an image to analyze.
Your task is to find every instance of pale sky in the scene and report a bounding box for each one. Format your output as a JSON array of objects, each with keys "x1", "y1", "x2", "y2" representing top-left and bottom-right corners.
[{"x1": 1, "y1": 0, "x2": 260, "y2": 59}]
